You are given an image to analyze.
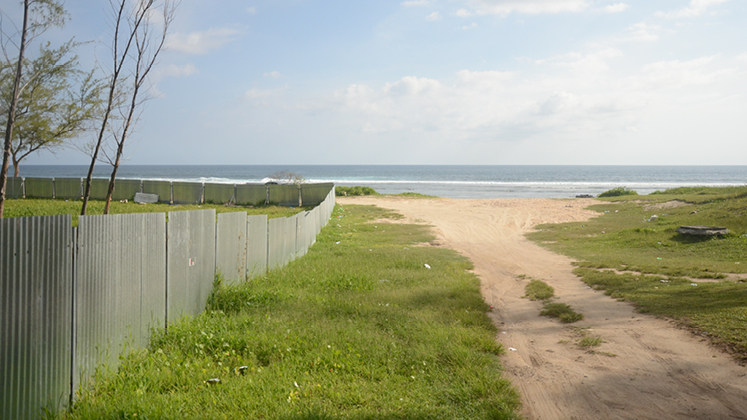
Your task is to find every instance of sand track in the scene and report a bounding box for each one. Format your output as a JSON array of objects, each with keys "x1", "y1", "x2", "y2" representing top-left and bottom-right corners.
[{"x1": 338, "y1": 196, "x2": 747, "y2": 420}]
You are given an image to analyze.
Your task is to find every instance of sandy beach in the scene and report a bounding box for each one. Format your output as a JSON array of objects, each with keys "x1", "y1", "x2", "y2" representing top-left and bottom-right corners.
[{"x1": 337, "y1": 196, "x2": 747, "y2": 420}]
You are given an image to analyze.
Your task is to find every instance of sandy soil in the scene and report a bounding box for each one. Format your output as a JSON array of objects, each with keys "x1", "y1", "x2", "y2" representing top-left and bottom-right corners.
[{"x1": 337, "y1": 196, "x2": 747, "y2": 420}]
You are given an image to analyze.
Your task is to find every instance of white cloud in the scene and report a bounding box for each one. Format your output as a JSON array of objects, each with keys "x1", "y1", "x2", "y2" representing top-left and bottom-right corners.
[
  {"x1": 456, "y1": 8, "x2": 473, "y2": 17},
  {"x1": 246, "y1": 6, "x2": 257, "y2": 14},
  {"x1": 536, "y1": 48, "x2": 623, "y2": 73},
  {"x1": 263, "y1": 71, "x2": 282, "y2": 79},
  {"x1": 402, "y1": 0, "x2": 429, "y2": 6},
  {"x1": 603, "y1": 3, "x2": 628, "y2": 13},
  {"x1": 463, "y1": 22, "x2": 479, "y2": 29},
  {"x1": 425, "y1": 11, "x2": 442, "y2": 21},
  {"x1": 657, "y1": 0, "x2": 730, "y2": 19},
  {"x1": 623, "y1": 22, "x2": 663, "y2": 42},
  {"x1": 736, "y1": 53, "x2": 747, "y2": 63},
  {"x1": 633, "y1": 56, "x2": 736, "y2": 89},
  {"x1": 165, "y1": 28, "x2": 243, "y2": 55},
  {"x1": 458, "y1": 0, "x2": 590, "y2": 16}
]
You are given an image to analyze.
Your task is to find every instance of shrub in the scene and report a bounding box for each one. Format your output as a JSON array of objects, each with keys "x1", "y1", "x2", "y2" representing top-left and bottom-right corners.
[
  {"x1": 335, "y1": 186, "x2": 379, "y2": 196},
  {"x1": 598, "y1": 186, "x2": 638, "y2": 198},
  {"x1": 541, "y1": 303, "x2": 584, "y2": 323}
]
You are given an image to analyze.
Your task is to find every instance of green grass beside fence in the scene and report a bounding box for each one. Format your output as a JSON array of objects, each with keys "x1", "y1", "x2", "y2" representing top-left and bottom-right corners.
[
  {"x1": 4, "y1": 199, "x2": 304, "y2": 226},
  {"x1": 527, "y1": 186, "x2": 747, "y2": 362},
  {"x1": 55, "y1": 204, "x2": 520, "y2": 420}
]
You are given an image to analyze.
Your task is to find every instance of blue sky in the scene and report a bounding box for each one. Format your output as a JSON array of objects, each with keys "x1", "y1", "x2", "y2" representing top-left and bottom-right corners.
[{"x1": 4, "y1": 0, "x2": 747, "y2": 165}]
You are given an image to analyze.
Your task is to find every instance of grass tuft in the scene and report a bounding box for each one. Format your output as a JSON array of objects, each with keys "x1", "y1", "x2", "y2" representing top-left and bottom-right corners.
[
  {"x1": 540, "y1": 303, "x2": 584, "y2": 323},
  {"x1": 524, "y1": 279, "x2": 555, "y2": 301}
]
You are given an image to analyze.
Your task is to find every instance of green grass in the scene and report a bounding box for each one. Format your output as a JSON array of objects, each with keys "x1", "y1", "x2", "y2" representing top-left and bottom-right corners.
[
  {"x1": 540, "y1": 303, "x2": 584, "y2": 323},
  {"x1": 527, "y1": 186, "x2": 747, "y2": 362},
  {"x1": 55, "y1": 204, "x2": 520, "y2": 420},
  {"x1": 577, "y1": 336, "x2": 603, "y2": 348},
  {"x1": 3, "y1": 198, "x2": 303, "y2": 226},
  {"x1": 524, "y1": 279, "x2": 555, "y2": 301}
]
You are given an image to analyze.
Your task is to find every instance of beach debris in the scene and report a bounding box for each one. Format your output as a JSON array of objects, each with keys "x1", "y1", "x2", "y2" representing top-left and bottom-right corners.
[
  {"x1": 576, "y1": 194, "x2": 594, "y2": 198},
  {"x1": 336, "y1": 241, "x2": 341, "y2": 244},
  {"x1": 134, "y1": 192, "x2": 158, "y2": 204},
  {"x1": 656, "y1": 257, "x2": 662, "y2": 260},
  {"x1": 676, "y1": 226, "x2": 730, "y2": 236},
  {"x1": 424, "y1": 264, "x2": 431, "y2": 269},
  {"x1": 660, "y1": 280, "x2": 670, "y2": 283},
  {"x1": 691, "y1": 283, "x2": 698, "y2": 287},
  {"x1": 649, "y1": 215, "x2": 658, "y2": 222},
  {"x1": 508, "y1": 347, "x2": 517, "y2": 352},
  {"x1": 205, "y1": 378, "x2": 222, "y2": 386},
  {"x1": 236, "y1": 366, "x2": 249, "y2": 376}
]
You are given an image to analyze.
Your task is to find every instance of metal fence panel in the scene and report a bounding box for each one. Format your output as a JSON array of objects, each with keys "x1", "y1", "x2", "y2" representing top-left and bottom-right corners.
[
  {"x1": 167, "y1": 210, "x2": 216, "y2": 321},
  {"x1": 6, "y1": 177, "x2": 23, "y2": 198},
  {"x1": 268, "y1": 184, "x2": 300, "y2": 207},
  {"x1": 172, "y1": 182, "x2": 203, "y2": 205},
  {"x1": 284, "y1": 215, "x2": 298, "y2": 266},
  {"x1": 246, "y1": 215, "x2": 267, "y2": 278},
  {"x1": 87, "y1": 179, "x2": 109, "y2": 200},
  {"x1": 54, "y1": 178, "x2": 82, "y2": 200},
  {"x1": 301, "y1": 183, "x2": 334, "y2": 206},
  {"x1": 236, "y1": 184, "x2": 266, "y2": 206},
  {"x1": 76, "y1": 213, "x2": 166, "y2": 391},
  {"x1": 216, "y1": 212, "x2": 247, "y2": 285},
  {"x1": 1, "y1": 215, "x2": 73, "y2": 420},
  {"x1": 142, "y1": 180, "x2": 172, "y2": 203},
  {"x1": 24, "y1": 177, "x2": 54, "y2": 198},
  {"x1": 204, "y1": 183, "x2": 235, "y2": 204},
  {"x1": 267, "y1": 217, "x2": 285, "y2": 270},
  {"x1": 112, "y1": 179, "x2": 142, "y2": 201}
]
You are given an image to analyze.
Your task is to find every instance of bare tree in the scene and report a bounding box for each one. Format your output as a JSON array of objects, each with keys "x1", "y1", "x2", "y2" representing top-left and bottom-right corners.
[
  {"x1": 0, "y1": 0, "x2": 66, "y2": 218},
  {"x1": 80, "y1": 0, "x2": 177, "y2": 215}
]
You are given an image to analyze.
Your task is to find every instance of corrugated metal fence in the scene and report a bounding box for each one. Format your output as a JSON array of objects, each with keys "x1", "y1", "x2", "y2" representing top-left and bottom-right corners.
[
  {"x1": 0, "y1": 186, "x2": 335, "y2": 419},
  {"x1": 10, "y1": 177, "x2": 332, "y2": 207}
]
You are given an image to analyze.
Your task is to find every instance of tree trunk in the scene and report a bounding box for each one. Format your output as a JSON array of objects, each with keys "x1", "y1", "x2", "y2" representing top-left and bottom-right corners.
[
  {"x1": 0, "y1": 0, "x2": 29, "y2": 218},
  {"x1": 103, "y1": 149, "x2": 124, "y2": 214}
]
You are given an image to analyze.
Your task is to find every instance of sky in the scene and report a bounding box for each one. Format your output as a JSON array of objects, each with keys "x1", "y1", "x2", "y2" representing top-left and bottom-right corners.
[{"x1": 3, "y1": 0, "x2": 746, "y2": 165}]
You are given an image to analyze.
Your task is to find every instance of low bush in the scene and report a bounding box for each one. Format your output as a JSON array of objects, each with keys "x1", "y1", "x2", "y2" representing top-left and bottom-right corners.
[
  {"x1": 335, "y1": 185, "x2": 379, "y2": 196},
  {"x1": 541, "y1": 303, "x2": 584, "y2": 323},
  {"x1": 598, "y1": 186, "x2": 638, "y2": 198},
  {"x1": 524, "y1": 279, "x2": 555, "y2": 301}
]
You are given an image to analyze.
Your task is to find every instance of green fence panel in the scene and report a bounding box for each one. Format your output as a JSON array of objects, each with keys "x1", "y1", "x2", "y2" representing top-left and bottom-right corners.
[
  {"x1": 142, "y1": 180, "x2": 172, "y2": 203},
  {"x1": 88, "y1": 179, "x2": 110, "y2": 200},
  {"x1": 172, "y1": 182, "x2": 203, "y2": 204},
  {"x1": 6, "y1": 177, "x2": 23, "y2": 198},
  {"x1": 268, "y1": 184, "x2": 300, "y2": 206},
  {"x1": 236, "y1": 184, "x2": 266, "y2": 206},
  {"x1": 112, "y1": 179, "x2": 142, "y2": 201},
  {"x1": 301, "y1": 183, "x2": 334, "y2": 206},
  {"x1": 204, "y1": 183, "x2": 235, "y2": 204},
  {"x1": 54, "y1": 178, "x2": 82, "y2": 199},
  {"x1": 24, "y1": 177, "x2": 54, "y2": 198}
]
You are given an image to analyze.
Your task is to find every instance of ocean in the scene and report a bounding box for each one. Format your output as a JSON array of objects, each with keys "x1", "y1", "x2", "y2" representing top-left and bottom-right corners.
[{"x1": 14, "y1": 165, "x2": 747, "y2": 199}]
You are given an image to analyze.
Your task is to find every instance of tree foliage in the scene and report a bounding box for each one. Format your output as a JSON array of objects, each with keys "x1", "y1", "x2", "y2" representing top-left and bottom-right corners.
[{"x1": 0, "y1": 41, "x2": 102, "y2": 176}]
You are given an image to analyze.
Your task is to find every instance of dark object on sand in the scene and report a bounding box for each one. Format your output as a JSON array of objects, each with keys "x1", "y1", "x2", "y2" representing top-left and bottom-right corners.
[
  {"x1": 576, "y1": 194, "x2": 594, "y2": 198},
  {"x1": 676, "y1": 225, "x2": 730, "y2": 236}
]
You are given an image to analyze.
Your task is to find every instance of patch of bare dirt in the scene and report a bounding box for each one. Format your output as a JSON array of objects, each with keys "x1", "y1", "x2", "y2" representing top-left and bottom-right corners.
[{"x1": 338, "y1": 196, "x2": 747, "y2": 420}]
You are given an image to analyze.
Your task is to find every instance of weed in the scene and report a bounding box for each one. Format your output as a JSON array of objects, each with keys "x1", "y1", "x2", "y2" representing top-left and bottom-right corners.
[
  {"x1": 598, "y1": 187, "x2": 638, "y2": 197},
  {"x1": 524, "y1": 279, "x2": 555, "y2": 301},
  {"x1": 577, "y1": 336, "x2": 603, "y2": 348},
  {"x1": 540, "y1": 303, "x2": 584, "y2": 323}
]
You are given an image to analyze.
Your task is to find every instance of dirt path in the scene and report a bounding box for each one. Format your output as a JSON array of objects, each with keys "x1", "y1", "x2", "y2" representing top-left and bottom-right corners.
[{"x1": 338, "y1": 196, "x2": 747, "y2": 420}]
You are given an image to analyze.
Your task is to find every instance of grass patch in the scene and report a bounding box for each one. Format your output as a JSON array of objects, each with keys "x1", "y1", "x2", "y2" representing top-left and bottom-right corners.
[
  {"x1": 56, "y1": 204, "x2": 520, "y2": 420},
  {"x1": 540, "y1": 303, "x2": 584, "y2": 323},
  {"x1": 3, "y1": 198, "x2": 302, "y2": 226},
  {"x1": 524, "y1": 279, "x2": 555, "y2": 301},
  {"x1": 527, "y1": 186, "x2": 747, "y2": 361}
]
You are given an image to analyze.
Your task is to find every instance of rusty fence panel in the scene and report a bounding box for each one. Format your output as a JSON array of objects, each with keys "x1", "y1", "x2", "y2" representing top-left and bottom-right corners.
[
  {"x1": 1, "y1": 215, "x2": 73, "y2": 420},
  {"x1": 75, "y1": 213, "x2": 167, "y2": 392},
  {"x1": 167, "y1": 209, "x2": 216, "y2": 321},
  {"x1": 215, "y1": 212, "x2": 247, "y2": 285}
]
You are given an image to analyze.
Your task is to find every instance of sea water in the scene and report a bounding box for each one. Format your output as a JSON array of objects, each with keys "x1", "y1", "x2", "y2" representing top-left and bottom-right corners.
[{"x1": 14, "y1": 165, "x2": 747, "y2": 199}]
